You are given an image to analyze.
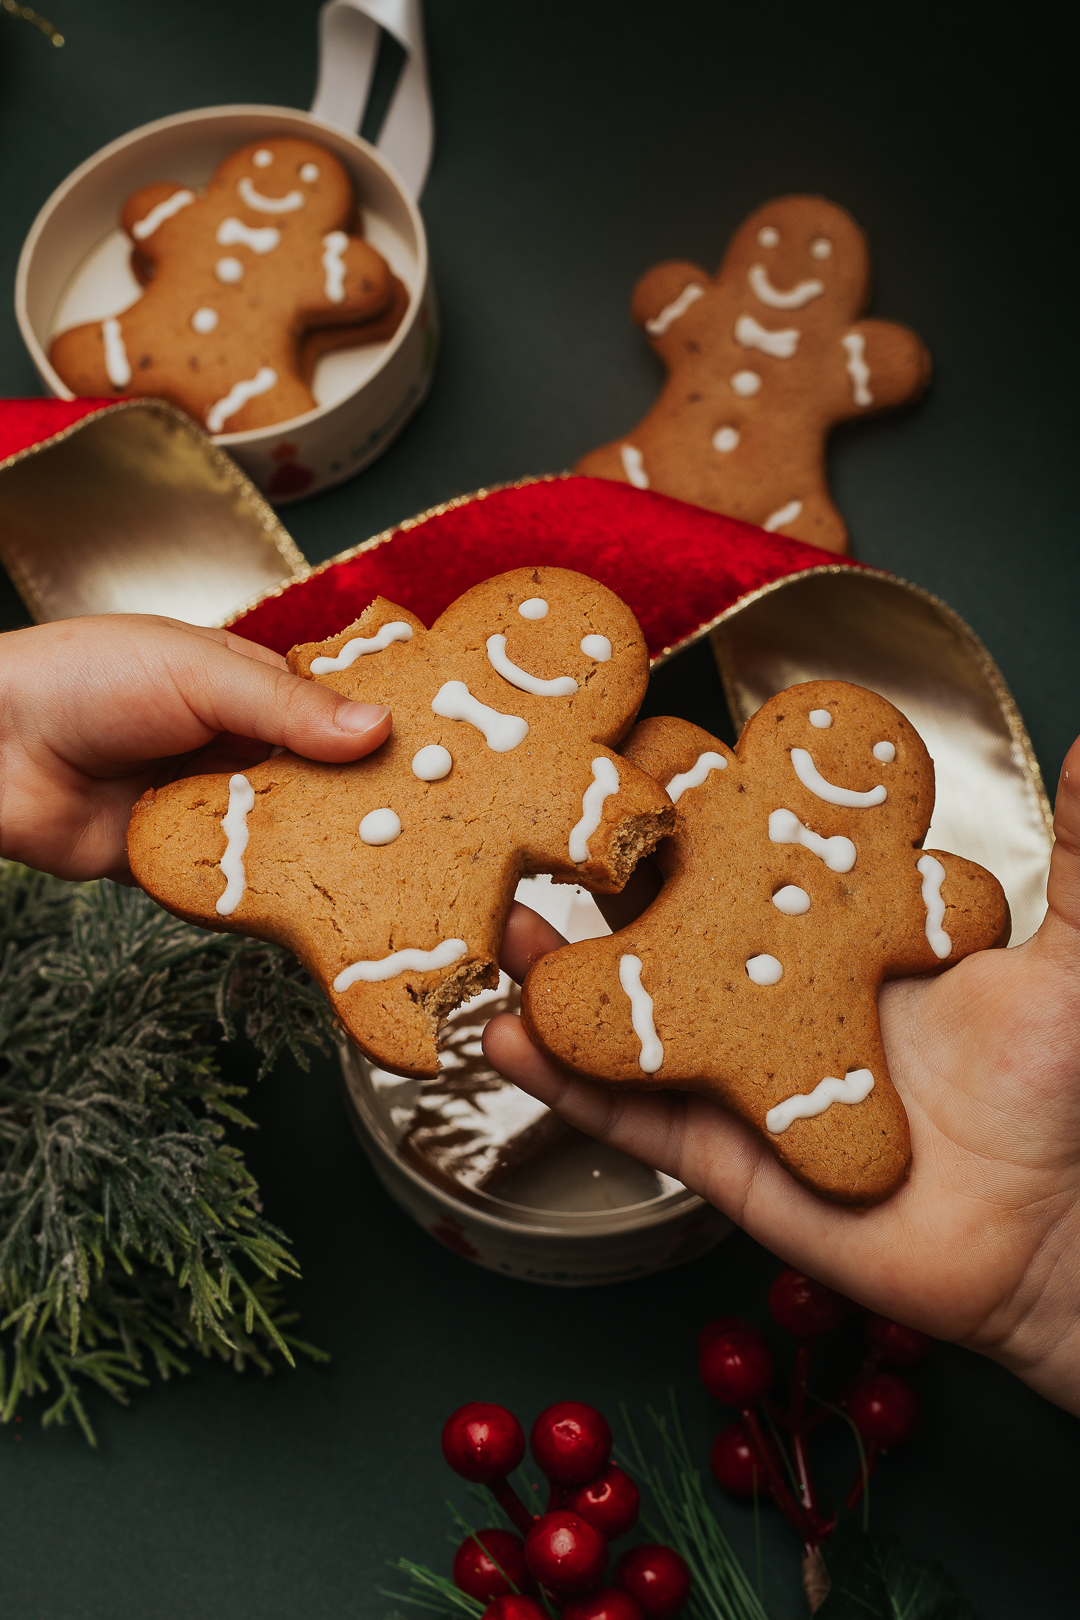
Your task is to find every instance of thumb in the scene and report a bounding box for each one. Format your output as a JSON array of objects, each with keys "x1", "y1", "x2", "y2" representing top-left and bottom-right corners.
[{"x1": 1038, "y1": 734, "x2": 1080, "y2": 961}]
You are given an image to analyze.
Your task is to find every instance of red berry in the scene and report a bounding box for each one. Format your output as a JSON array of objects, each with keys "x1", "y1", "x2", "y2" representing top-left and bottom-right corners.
[
  {"x1": 709, "y1": 1421, "x2": 764, "y2": 1499},
  {"x1": 848, "y1": 1373, "x2": 920, "y2": 1447},
  {"x1": 483, "y1": 1599, "x2": 548, "y2": 1620},
  {"x1": 696, "y1": 1315, "x2": 745, "y2": 1354},
  {"x1": 530, "y1": 1401, "x2": 613, "y2": 1486},
  {"x1": 453, "y1": 1531, "x2": 532, "y2": 1603},
  {"x1": 864, "y1": 1314, "x2": 934, "y2": 1367},
  {"x1": 566, "y1": 1463, "x2": 640, "y2": 1540},
  {"x1": 613, "y1": 1545, "x2": 691, "y2": 1620},
  {"x1": 443, "y1": 1403, "x2": 526, "y2": 1484},
  {"x1": 562, "y1": 1587, "x2": 643, "y2": 1620},
  {"x1": 524, "y1": 1510, "x2": 608, "y2": 1593},
  {"x1": 698, "y1": 1322, "x2": 774, "y2": 1406},
  {"x1": 768, "y1": 1267, "x2": 850, "y2": 1338}
]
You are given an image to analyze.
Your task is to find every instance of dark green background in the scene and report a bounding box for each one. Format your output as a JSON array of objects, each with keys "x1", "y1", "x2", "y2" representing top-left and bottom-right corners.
[{"x1": 0, "y1": 3, "x2": 1077, "y2": 1616}]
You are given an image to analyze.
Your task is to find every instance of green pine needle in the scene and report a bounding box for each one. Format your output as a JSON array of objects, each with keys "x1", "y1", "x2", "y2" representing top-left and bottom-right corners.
[{"x1": 0, "y1": 861, "x2": 337, "y2": 1443}]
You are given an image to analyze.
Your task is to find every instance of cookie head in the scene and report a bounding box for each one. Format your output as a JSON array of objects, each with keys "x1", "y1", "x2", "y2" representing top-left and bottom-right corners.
[
  {"x1": 426, "y1": 567, "x2": 651, "y2": 745},
  {"x1": 207, "y1": 137, "x2": 355, "y2": 233},
  {"x1": 721, "y1": 195, "x2": 870, "y2": 327},
  {"x1": 742, "y1": 681, "x2": 934, "y2": 852}
]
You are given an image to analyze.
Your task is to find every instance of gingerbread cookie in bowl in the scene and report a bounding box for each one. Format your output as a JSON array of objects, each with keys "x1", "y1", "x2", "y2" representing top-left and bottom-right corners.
[
  {"x1": 521, "y1": 682, "x2": 1008, "y2": 1206},
  {"x1": 49, "y1": 137, "x2": 403, "y2": 435},
  {"x1": 576, "y1": 196, "x2": 932, "y2": 554},
  {"x1": 127, "y1": 568, "x2": 674, "y2": 1077}
]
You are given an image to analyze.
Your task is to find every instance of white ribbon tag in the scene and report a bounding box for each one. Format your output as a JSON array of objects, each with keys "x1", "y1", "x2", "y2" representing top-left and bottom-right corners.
[{"x1": 310, "y1": 0, "x2": 434, "y2": 199}]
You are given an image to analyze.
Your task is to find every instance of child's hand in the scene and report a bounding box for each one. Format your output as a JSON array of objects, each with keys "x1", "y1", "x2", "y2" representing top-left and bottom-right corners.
[
  {"x1": 0, "y1": 615, "x2": 391, "y2": 883},
  {"x1": 485, "y1": 738, "x2": 1080, "y2": 1416}
]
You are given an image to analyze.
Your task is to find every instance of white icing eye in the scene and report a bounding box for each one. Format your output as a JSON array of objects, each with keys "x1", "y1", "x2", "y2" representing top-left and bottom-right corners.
[
  {"x1": 772, "y1": 885, "x2": 811, "y2": 916},
  {"x1": 300, "y1": 163, "x2": 320, "y2": 183},
  {"x1": 215, "y1": 257, "x2": 243, "y2": 284},
  {"x1": 412, "y1": 745, "x2": 452, "y2": 781},
  {"x1": 580, "y1": 635, "x2": 612, "y2": 661},
  {"x1": 731, "y1": 371, "x2": 761, "y2": 397},
  {"x1": 518, "y1": 598, "x2": 548, "y2": 620},
  {"x1": 713, "y1": 427, "x2": 740, "y2": 453},
  {"x1": 359, "y1": 808, "x2": 402, "y2": 845},
  {"x1": 253, "y1": 149, "x2": 273, "y2": 168},
  {"x1": 810, "y1": 237, "x2": 833, "y2": 260},
  {"x1": 746, "y1": 953, "x2": 783, "y2": 985},
  {"x1": 757, "y1": 226, "x2": 780, "y2": 248},
  {"x1": 809, "y1": 709, "x2": 832, "y2": 728},
  {"x1": 191, "y1": 307, "x2": 219, "y2": 334},
  {"x1": 873, "y1": 740, "x2": 896, "y2": 762}
]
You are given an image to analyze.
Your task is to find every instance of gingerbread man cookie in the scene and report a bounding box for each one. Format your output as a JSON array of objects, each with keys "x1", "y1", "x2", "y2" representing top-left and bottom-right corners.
[
  {"x1": 127, "y1": 568, "x2": 674, "y2": 1076},
  {"x1": 50, "y1": 138, "x2": 400, "y2": 435},
  {"x1": 576, "y1": 196, "x2": 932, "y2": 554},
  {"x1": 522, "y1": 683, "x2": 1008, "y2": 1205}
]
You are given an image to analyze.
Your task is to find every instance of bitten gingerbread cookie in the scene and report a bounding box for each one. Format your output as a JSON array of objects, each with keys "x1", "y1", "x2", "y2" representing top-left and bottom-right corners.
[
  {"x1": 576, "y1": 196, "x2": 931, "y2": 554},
  {"x1": 127, "y1": 568, "x2": 674, "y2": 1077},
  {"x1": 522, "y1": 682, "x2": 1009, "y2": 1205},
  {"x1": 50, "y1": 138, "x2": 403, "y2": 435}
]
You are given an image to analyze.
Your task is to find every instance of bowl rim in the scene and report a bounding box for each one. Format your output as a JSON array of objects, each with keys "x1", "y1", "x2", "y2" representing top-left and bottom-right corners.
[{"x1": 14, "y1": 101, "x2": 430, "y2": 446}]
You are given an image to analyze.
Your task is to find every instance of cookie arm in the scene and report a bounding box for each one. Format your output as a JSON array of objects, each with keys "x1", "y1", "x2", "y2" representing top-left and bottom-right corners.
[
  {"x1": 836, "y1": 318, "x2": 932, "y2": 419},
  {"x1": 630, "y1": 261, "x2": 712, "y2": 337},
  {"x1": 522, "y1": 749, "x2": 675, "y2": 896},
  {"x1": 300, "y1": 235, "x2": 394, "y2": 327},
  {"x1": 890, "y1": 849, "x2": 1010, "y2": 976}
]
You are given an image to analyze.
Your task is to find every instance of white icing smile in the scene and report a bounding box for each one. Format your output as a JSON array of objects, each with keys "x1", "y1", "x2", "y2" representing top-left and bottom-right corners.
[
  {"x1": 619, "y1": 955, "x2": 664, "y2": 1073},
  {"x1": 310, "y1": 621, "x2": 412, "y2": 673},
  {"x1": 431, "y1": 681, "x2": 529, "y2": 751},
  {"x1": 569, "y1": 757, "x2": 619, "y2": 863},
  {"x1": 748, "y1": 264, "x2": 825, "y2": 310},
  {"x1": 766, "y1": 1068, "x2": 875, "y2": 1134},
  {"x1": 790, "y1": 748, "x2": 887, "y2": 808},
  {"x1": 238, "y1": 177, "x2": 305, "y2": 213},
  {"x1": 216, "y1": 774, "x2": 255, "y2": 916},
  {"x1": 217, "y1": 217, "x2": 280, "y2": 254},
  {"x1": 665, "y1": 750, "x2": 727, "y2": 804},
  {"x1": 645, "y1": 282, "x2": 705, "y2": 335},
  {"x1": 486, "y1": 635, "x2": 578, "y2": 697},
  {"x1": 734, "y1": 314, "x2": 800, "y2": 359},
  {"x1": 334, "y1": 939, "x2": 466, "y2": 992}
]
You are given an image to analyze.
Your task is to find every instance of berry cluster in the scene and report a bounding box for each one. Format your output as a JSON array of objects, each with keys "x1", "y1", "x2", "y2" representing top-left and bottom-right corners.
[
  {"x1": 442, "y1": 1400, "x2": 691, "y2": 1620},
  {"x1": 702, "y1": 1267, "x2": 931, "y2": 1549}
]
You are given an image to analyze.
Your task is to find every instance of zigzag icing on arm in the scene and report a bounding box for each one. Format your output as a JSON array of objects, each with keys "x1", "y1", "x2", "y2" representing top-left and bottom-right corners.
[
  {"x1": 619, "y1": 955, "x2": 664, "y2": 1073},
  {"x1": 917, "y1": 854, "x2": 952, "y2": 958},
  {"x1": 569, "y1": 758, "x2": 619, "y2": 863},
  {"x1": 216, "y1": 774, "x2": 256, "y2": 916},
  {"x1": 766, "y1": 1069, "x2": 875, "y2": 1134},
  {"x1": 665, "y1": 751, "x2": 727, "y2": 804},
  {"x1": 131, "y1": 189, "x2": 195, "y2": 240},
  {"x1": 645, "y1": 282, "x2": 705, "y2": 335},
  {"x1": 334, "y1": 939, "x2": 467, "y2": 992},
  {"x1": 310, "y1": 621, "x2": 413, "y2": 673}
]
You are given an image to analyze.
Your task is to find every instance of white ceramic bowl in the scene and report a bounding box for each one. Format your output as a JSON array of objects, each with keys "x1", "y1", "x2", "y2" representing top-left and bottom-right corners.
[{"x1": 15, "y1": 104, "x2": 436, "y2": 503}]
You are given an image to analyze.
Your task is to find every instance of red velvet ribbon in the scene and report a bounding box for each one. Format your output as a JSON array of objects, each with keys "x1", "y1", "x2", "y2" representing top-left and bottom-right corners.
[{"x1": 0, "y1": 399, "x2": 862, "y2": 654}]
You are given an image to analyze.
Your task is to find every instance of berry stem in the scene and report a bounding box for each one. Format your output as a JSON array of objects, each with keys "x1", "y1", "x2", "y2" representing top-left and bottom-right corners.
[
  {"x1": 740, "y1": 1406, "x2": 820, "y2": 1547},
  {"x1": 788, "y1": 1340, "x2": 829, "y2": 1534},
  {"x1": 491, "y1": 1476, "x2": 537, "y2": 1536},
  {"x1": 844, "y1": 1441, "x2": 879, "y2": 1513}
]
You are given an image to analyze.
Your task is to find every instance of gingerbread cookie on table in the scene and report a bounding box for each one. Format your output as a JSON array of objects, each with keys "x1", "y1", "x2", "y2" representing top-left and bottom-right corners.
[
  {"x1": 50, "y1": 138, "x2": 403, "y2": 435},
  {"x1": 576, "y1": 196, "x2": 931, "y2": 554},
  {"x1": 521, "y1": 682, "x2": 1009, "y2": 1205},
  {"x1": 127, "y1": 568, "x2": 674, "y2": 1077}
]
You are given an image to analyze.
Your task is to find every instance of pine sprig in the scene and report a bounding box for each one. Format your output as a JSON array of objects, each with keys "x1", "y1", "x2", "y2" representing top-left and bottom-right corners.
[{"x1": 0, "y1": 861, "x2": 337, "y2": 1442}]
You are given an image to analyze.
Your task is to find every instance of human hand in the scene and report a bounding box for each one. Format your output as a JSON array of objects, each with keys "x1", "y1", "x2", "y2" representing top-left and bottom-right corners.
[
  {"x1": 0, "y1": 615, "x2": 391, "y2": 884},
  {"x1": 484, "y1": 739, "x2": 1080, "y2": 1414}
]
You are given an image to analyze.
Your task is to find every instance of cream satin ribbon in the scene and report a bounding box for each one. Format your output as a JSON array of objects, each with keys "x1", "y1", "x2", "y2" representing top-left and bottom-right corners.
[{"x1": 310, "y1": 0, "x2": 434, "y2": 199}]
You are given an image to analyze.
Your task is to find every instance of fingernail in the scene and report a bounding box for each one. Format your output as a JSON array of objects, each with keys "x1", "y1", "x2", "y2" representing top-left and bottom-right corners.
[{"x1": 336, "y1": 701, "x2": 390, "y2": 734}]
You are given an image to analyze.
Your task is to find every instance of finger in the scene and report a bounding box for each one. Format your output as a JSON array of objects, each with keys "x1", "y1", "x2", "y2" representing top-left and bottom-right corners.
[
  {"x1": 157, "y1": 619, "x2": 290, "y2": 671},
  {"x1": 1040, "y1": 735, "x2": 1080, "y2": 962},
  {"x1": 595, "y1": 856, "x2": 663, "y2": 933},
  {"x1": 499, "y1": 901, "x2": 566, "y2": 983}
]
